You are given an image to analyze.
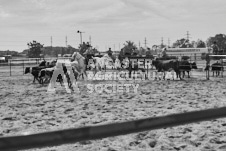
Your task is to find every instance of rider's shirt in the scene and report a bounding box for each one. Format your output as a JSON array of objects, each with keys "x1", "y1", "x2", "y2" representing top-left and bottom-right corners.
[{"x1": 211, "y1": 44, "x2": 219, "y2": 55}]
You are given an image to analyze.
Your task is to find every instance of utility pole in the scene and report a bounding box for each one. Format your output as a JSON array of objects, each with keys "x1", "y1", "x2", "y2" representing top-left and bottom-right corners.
[
  {"x1": 185, "y1": 31, "x2": 191, "y2": 48},
  {"x1": 161, "y1": 37, "x2": 164, "y2": 48},
  {"x1": 51, "y1": 36, "x2": 52, "y2": 47},
  {"x1": 66, "y1": 36, "x2": 67, "y2": 47},
  {"x1": 139, "y1": 41, "x2": 141, "y2": 49},
  {"x1": 114, "y1": 44, "x2": 115, "y2": 51},
  {"x1": 51, "y1": 36, "x2": 53, "y2": 57},
  {"x1": 89, "y1": 36, "x2": 91, "y2": 45},
  {"x1": 77, "y1": 30, "x2": 84, "y2": 45},
  {"x1": 144, "y1": 37, "x2": 147, "y2": 48},
  {"x1": 186, "y1": 31, "x2": 191, "y2": 41}
]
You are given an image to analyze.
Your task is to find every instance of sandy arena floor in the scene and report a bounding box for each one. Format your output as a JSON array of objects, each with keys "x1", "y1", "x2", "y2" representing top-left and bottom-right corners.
[{"x1": 1, "y1": 72, "x2": 226, "y2": 151}]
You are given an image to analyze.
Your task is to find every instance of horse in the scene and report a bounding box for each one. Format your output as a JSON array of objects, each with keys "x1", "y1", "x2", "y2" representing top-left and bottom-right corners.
[
  {"x1": 71, "y1": 52, "x2": 87, "y2": 80},
  {"x1": 114, "y1": 56, "x2": 121, "y2": 70},
  {"x1": 90, "y1": 54, "x2": 114, "y2": 76}
]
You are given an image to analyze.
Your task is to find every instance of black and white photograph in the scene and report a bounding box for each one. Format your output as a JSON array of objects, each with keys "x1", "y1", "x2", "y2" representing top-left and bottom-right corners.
[{"x1": 1, "y1": 0, "x2": 226, "y2": 150}]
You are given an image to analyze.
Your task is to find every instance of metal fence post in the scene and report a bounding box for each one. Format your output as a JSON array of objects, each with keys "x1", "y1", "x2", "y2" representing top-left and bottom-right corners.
[
  {"x1": 194, "y1": 54, "x2": 197, "y2": 63},
  {"x1": 23, "y1": 60, "x2": 24, "y2": 75},
  {"x1": 221, "y1": 59, "x2": 223, "y2": 78},
  {"x1": 9, "y1": 60, "x2": 11, "y2": 76},
  {"x1": 206, "y1": 54, "x2": 210, "y2": 80}
]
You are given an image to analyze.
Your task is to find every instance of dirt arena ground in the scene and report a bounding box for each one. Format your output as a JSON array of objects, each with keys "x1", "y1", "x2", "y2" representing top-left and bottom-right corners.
[{"x1": 1, "y1": 70, "x2": 226, "y2": 151}]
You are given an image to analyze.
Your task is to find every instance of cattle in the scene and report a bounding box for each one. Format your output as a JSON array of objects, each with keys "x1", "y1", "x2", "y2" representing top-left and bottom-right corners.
[
  {"x1": 38, "y1": 67, "x2": 55, "y2": 84},
  {"x1": 205, "y1": 61, "x2": 223, "y2": 77},
  {"x1": 25, "y1": 59, "x2": 57, "y2": 84},
  {"x1": 211, "y1": 62, "x2": 223, "y2": 76},
  {"x1": 152, "y1": 59, "x2": 181, "y2": 80},
  {"x1": 179, "y1": 61, "x2": 197, "y2": 78},
  {"x1": 24, "y1": 66, "x2": 46, "y2": 83},
  {"x1": 39, "y1": 60, "x2": 47, "y2": 67},
  {"x1": 39, "y1": 64, "x2": 78, "y2": 85}
]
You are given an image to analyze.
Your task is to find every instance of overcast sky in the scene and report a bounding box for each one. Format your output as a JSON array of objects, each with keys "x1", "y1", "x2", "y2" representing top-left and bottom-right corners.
[{"x1": 1, "y1": 0, "x2": 226, "y2": 52}]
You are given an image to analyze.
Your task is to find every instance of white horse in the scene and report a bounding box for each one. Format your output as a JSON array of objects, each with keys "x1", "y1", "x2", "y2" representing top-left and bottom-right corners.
[
  {"x1": 91, "y1": 54, "x2": 113, "y2": 75},
  {"x1": 114, "y1": 56, "x2": 121, "y2": 69},
  {"x1": 71, "y1": 51, "x2": 87, "y2": 79}
]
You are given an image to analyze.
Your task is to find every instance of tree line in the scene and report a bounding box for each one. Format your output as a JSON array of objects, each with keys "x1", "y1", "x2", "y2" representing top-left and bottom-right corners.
[{"x1": 12, "y1": 33, "x2": 226, "y2": 58}]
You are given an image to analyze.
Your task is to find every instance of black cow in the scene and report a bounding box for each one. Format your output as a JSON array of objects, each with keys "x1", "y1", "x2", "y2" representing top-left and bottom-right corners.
[
  {"x1": 152, "y1": 59, "x2": 181, "y2": 80},
  {"x1": 205, "y1": 62, "x2": 223, "y2": 77},
  {"x1": 38, "y1": 68, "x2": 54, "y2": 84},
  {"x1": 24, "y1": 66, "x2": 46, "y2": 83},
  {"x1": 39, "y1": 64, "x2": 78, "y2": 88},
  {"x1": 211, "y1": 62, "x2": 223, "y2": 76},
  {"x1": 39, "y1": 60, "x2": 47, "y2": 67},
  {"x1": 179, "y1": 61, "x2": 197, "y2": 78}
]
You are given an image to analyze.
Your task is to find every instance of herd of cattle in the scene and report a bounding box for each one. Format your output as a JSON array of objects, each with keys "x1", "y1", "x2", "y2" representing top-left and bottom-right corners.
[
  {"x1": 24, "y1": 56, "x2": 225, "y2": 85},
  {"x1": 25, "y1": 60, "x2": 78, "y2": 87}
]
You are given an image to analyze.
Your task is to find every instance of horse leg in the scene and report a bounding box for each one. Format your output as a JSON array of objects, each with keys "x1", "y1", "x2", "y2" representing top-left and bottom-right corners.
[
  {"x1": 187, "y1": 71, "x2": 190, "y2": 78},
  {"x1": 33, "y1": 76, "x2": 36, "y2": 83},
  {"x1": 177, "y1": 71, "x2": 182, "y2": 80},
  {"x1": 182, "y1": 71, "x2": 185, "y2": 78}
]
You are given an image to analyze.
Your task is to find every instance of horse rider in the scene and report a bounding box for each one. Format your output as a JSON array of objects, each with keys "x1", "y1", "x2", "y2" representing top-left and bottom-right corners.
[
  {"x1": 83, "y1": 45, "x2": 95, "y2": 67},
  {"x1": 107, "y1": 47, "x2": 113, "y2": 59},
  {"x1": 211, "y1": 41, "x2": 219, "y2": 55}
]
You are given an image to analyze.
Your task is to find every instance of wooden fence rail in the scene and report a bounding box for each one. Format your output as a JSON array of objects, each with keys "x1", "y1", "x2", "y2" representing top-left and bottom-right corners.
[{"x1": 1, "y1": 106, "x2": 226, "y2": 151}]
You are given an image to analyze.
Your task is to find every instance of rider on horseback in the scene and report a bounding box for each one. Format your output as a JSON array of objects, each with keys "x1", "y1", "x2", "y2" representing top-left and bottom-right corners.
[
  {"x1": 211, "y1": 41, "x2": 219, "y2": 55},
  {"x1": 83, "y1": 44, "x2": 95, "y2": 69}
]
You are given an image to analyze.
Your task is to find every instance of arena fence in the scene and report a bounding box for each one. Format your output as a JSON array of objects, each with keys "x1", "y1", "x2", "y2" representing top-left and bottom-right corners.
[
  {"x1": 0, "y1": 57, "x2": 70, "y2": 77},
  {"x1": 0, "y1": 55, "x2": 219, "y2": 80},
  {"x1": 1, "y1": 107, "x2": 226, "y2": 150}
]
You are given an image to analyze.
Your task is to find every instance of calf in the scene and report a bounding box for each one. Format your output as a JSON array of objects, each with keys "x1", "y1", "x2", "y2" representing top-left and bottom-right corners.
[
  {"x1": 39, "y1": 64, "x2": 78, "y2": 88},
  {"x1": 211, "y1": 62, "x2": 223, "y2": 77},
  {"x1": 24, "y1": 66, "x2": 45, "y2": 83},
  {"x1": 39, "y1": 67, "x2": 54, "y2": 84},
  {"x1": 179, "y1": 61, "x2": 197, "y2": 78}
]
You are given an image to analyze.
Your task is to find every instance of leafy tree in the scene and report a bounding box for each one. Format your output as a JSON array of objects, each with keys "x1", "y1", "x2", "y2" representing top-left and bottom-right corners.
[
  {"x1": 27, "y1": 41, "x2": 44, "y2": 58},
  {"x1": 121, "y1": 41, "x2": 137, "y2": 56},
  {"x1": 206, "y1": 34, "x2": 226, "y2": 53},
  {"x1": 196, "y1": 39, "x2": 206, "y2": 48},
  {"x1": 172, "y1": 38, "x2": 193, "y2": 48}
]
